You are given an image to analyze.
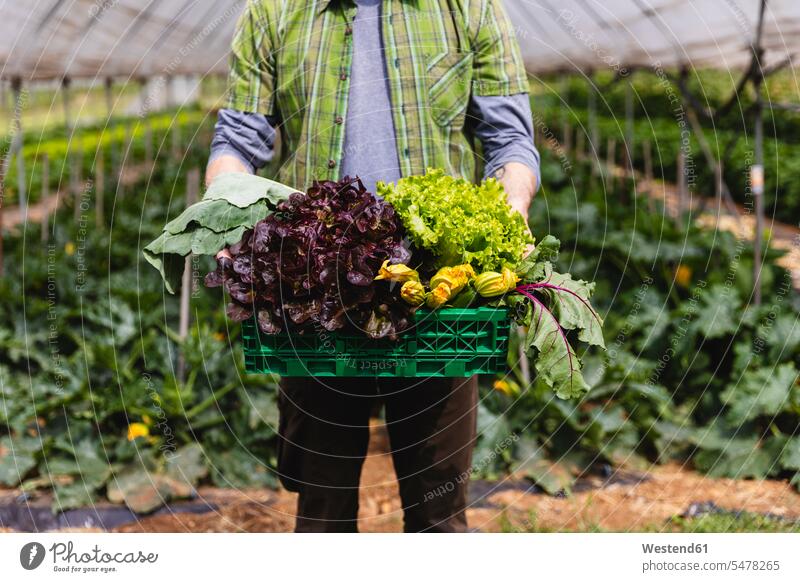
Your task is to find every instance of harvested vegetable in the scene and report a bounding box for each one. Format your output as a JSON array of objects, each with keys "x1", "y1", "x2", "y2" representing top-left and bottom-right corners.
[
  {"x1": 513, "y1": 235, "x2": 605, "y2": 399},
  {"x1": 374, "y1": 260, "x2": 419, "y2": 283},
  {"x1": 189, "y1": 168, "x2": 606, "y2": 398},
  {"x1": 400, "y1": 281, "x2": 426, "y2": 306},
  {"x1": 474, "y1": 267, "x2": 519, "y2": 297},
  {"x1": 144, "y1": 172, "x2": 298, "y2": 293},
  {"x1": 378, "y1": 168, "x2": 533, "y2": 271},
  {"x1": 430, "y1": 264, "x2": 475, "y2": 296},
  {"x1": 205, "y1": 177, "x2": 413, "y2": 339},
  {"x1": 426, "y1": 284, "x2": 452, "y2": 309}
]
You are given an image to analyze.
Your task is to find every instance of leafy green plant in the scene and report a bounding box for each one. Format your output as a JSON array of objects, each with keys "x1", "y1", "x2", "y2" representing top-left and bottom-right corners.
[
  {"x1": 378, "y1": 168, "x2": 532, "y2": 271},
  {"x1": 0, "y1": 134, "x2": 279, "y2": 513},
  {"x1": 475, "y1": 148, "x2": 800, "y2": 493}
]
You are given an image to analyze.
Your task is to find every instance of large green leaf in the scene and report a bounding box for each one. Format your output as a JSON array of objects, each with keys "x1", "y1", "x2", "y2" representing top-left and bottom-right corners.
[
  {"x1": 691, "y1": 285, "x2": 740, "y2": 339},
  {"x1": 472, "y1": 404, "x2": 513, "y2": 476},
  {"x1": 721, "y1": 363, "x2": 797, "y2": 424},
  {"x1": 513, "y1": 437, "x2": 573, "y2": 494},
  {"x1": 142, "y1": 172, "x2": 297, "y2": 293},
  {"x1": 207, "y1": 448, "x2": 277, "y2": 489},
  {"x1": 107, "y1": 465, "x2": 177, "y2": 514},
  {"x1": 541, "y1": 271, "x2": 605, "y2": 348},
  {"x1": 693, "y1": 433, "x2": 787, "y2": 479},
  {"x1": 0, "y1": 436, "x2": 39, "y2": 486},
  {"x1": 781, "y1": 437, "x2": 800, "y2": 470},
  {"x1": 201, "y1": 171, "x2": 299, "y2": 208},
  {"x1": 71, "y1": 440, "x2": 113, "y2": 488},
  {"x1": 52, "y1": 481, "x2": 99, "y2": 513},
  {"x1": 694, "y1": 444, "x2": 767, "y2": 479},
  {"x1": 165, "y1": 443, "x2": 208, "y2": 487},
  {"x1": 245, "y1": 391, "x2": 279, "y2": 432},
  {"x1": 517, "y1": 235, "x2": 560, "y2": 280},
  {"x1": 191, "y1": 225, "x2": 248, "y2": 255},
  {"x1": 164, "y1": 199, "x2": 270, "y2": 235},
  {"x1": 526, "y1": 297, "x2": 590, "y2": 400}
]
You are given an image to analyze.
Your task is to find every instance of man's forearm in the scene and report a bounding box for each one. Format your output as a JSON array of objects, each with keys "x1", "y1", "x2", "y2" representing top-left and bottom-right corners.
[
  {"x1": 205, "y1": 154, "x2": 252, "y2": 187},
  {"x1": 467, "y1": 93, "x2": 540, "y2": 222},
  {"x1": 496, "y1": 161, "x2": 537, "y2": 221}
]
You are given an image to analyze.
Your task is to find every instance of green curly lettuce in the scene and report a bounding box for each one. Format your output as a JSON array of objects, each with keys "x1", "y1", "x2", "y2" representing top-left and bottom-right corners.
[{"x1": 378, "y1": 168, "x2": 533, "y2": 271}]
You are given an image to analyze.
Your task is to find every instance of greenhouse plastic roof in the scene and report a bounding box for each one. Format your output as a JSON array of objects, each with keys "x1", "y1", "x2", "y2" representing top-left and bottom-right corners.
[{"x1": 1, "y1": 0, "x2": 798, "y2": 81}]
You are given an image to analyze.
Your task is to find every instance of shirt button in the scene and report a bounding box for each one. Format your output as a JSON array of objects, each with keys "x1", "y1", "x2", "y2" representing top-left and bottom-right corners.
[
  {"x1": 344, "y1": 26, "x2": 352, "y2": 36},
  {"x1": 328, "y1": 159, "x2": 336, "y2": 168},
  {"x1": 335, "y1": 116, "x2": 343, "y2": 124},
  {"x1": 340, "y1": 72, "x2": 348, "y2": 81}
]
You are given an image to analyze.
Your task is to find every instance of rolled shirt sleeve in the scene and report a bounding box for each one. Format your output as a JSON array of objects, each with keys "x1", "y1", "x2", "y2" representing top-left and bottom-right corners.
[
  {"x1": 226, "y1": 1, "x2": 278, "y2": 116},
  {"x1": 469, "y1": 94, "x2": 540, "y2": 187},
  {"x1": 209, "y1": 108, "x2": 278, "y2": 173},
  {"x1": 469, "y1": 0, "x2": 529, "y2": 97}
]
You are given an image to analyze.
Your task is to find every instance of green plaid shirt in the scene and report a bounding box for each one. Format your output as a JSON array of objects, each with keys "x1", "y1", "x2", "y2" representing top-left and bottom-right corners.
[{"x1": 227, "y1": 0, "x2": 529, "y2": 190}]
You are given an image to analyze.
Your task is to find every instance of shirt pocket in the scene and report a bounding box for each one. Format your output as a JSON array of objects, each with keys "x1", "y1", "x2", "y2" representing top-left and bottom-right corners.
[{"x1": 426, "y1": 51, "x2": 473, "y2": 129}]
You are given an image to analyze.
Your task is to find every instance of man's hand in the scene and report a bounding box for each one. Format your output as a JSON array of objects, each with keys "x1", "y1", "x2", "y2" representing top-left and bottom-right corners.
[
  {"x1": 205, "y1": 154, "x2": 251, "y2": 188},
  {"x1": 496, "y1": 161, "x2": 537, "y2": 254},
  {"x1": 496, "y1": 161, "x2": 537, "y2": 218},
  {"x1": 206, "y1": 154, "x2": 252, "y2": 261}
]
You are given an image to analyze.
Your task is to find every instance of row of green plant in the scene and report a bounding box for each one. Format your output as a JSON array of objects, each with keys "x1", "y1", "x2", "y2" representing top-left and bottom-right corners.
[
  {"x1": 2, "y1": 108, "x2": 211, "y2": 207},
  {"x1": 0, "y1": 142, "x2": 281, "y2": 514},
  {"x1": 535, "y1": 69, "x2": 800, "y2": 143},
  {"x1": 500, "y1": 508, "x2": 800, "y2": 533},
  {"x1": 533, "y1": 73, "x2": 800, "y2": 224},
  {"x1": 474, "y1": 150, "x2": 800, "y2": 494},
  {"x1": 533, "y1": 97, "x2": 800, "y2": 225}
]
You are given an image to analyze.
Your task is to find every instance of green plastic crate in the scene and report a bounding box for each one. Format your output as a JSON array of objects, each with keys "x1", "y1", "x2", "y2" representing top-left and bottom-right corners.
[{"x1": 242, "y1": 307, "x2": 510, "y2": 377}]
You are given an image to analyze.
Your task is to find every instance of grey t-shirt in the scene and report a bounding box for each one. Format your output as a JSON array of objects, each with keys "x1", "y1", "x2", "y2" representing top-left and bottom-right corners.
[{"x1": 339, "y1": 0, "x2": 401, "y2": 194}]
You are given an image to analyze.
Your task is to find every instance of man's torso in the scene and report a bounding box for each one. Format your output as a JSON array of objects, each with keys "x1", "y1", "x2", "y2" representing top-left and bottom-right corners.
[{"x1": 231, "y1": 0, "x2": 526, "y2": 189}]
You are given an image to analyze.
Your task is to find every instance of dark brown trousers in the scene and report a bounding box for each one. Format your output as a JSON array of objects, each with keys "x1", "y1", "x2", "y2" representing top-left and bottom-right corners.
[{"x1": 277, "y1": 375, "x2": 478, "y2": 532}]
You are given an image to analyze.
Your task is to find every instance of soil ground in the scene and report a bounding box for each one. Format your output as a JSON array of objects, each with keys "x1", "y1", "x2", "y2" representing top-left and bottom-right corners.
[{"x1": 3, "y1": 423, "x2": 794, "y2": 534}]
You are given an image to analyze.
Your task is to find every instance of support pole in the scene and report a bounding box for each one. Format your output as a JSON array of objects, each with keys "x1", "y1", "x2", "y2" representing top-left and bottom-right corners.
[
  {"x1": 177, "y1": 168, "x2": 201, "y2": 383},
  {"x1": 41, "y1": 154, "x2": 50, "y2": 243},
  {"x1": 72, "y1": 147, "x2": 83, "y2": 221},
  {"x1": 588, "y1": 75, "x2": 598, "y2": 176},
  {"x1": 118, "y1": 127, "x2": 133, "y2": 196},
  {"x1": 643, "y1": 139, "x2": 655, "y2": 213},
  {"x1": 0, "y1": 190, "x2": 3, "y2": 277},
  {"x1": 560, "y1": 76, "x2": 570, "y2": 151},
  {"x1": 95, "y1": 148, "x2": 105, "y2": 230},
  {"x1": 12, "y1": 78, "x2": 26, "y2": 214},
  {"x1": 625, "y1": 79, "x2": 635, "y2": 175},
  {"x1": 606, "y1": 138, "x2": 616, "y2": 193},
  {"x1": 104, "y1": 77, "x2": 114, "y2": 120},
  {"x1": 166, "y1": 75, "x2": 175, "y2": 109},
  {"x1": 171, "y1": 123, "x2": 181, "y2": 160},
  {"x1": 677, "y1": 149, "x2": 687, "y2": 223},
  {"x1": 61, "y1": 77, "x2": 72, "y2": 133},
  {"x1": 144, "y1": 123, "x2": 153, "y2": 166},
  {"x1": 750, "y1": 0, "x2": 768, "y2": 306},
  {"x1": 752, "y1": 100, "x2": 765, "y2": 306},
  {"x1": 575, "y1": 129, "x2": 585, "y2": 163},
  {"x1": 709, "y1": 160, "x2": 723, "y2": 218},
  {"x1": 563, "y1": 118, "x2": 572, "y2": 153}
]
